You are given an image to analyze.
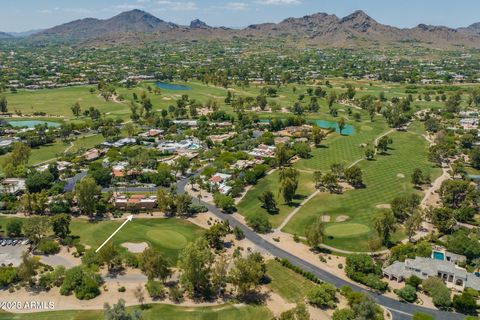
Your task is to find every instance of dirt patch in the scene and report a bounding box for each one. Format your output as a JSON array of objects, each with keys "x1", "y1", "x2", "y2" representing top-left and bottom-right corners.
[
  {"x1": 376, "y1": 204, "x2": 391, "y2": 209},
  {"x1": 263, "y1": 289, "x2": 295, "y2": 317},
  {"x1": 397, "y1": 173, "x2": 405, "y2": 178},
  {"x1": 121, "y1": 242, "x2": 148, "y2": 253},
  {"x1": 321, "y1": 215, "x2": 331, "y2": 222},
  {"x1": 339, "y1": 182, "x2": 354, "y2": 191},
  {"x1": 335, "y1": 215, "x2": 349, "y2": 222}
]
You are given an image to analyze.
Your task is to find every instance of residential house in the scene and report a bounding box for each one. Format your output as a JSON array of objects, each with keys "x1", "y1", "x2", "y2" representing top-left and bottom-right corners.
[
  {"x1": 83, "y1": 148, "x2": 102, "y2": 161},
  {"x1": 208, "y1": 173, "x2": 232, "y2": 195},
  {"x1": 382, "y1": 256, "x2": 480, "y2": 291},
  {"x1": 113, "y1": 194, "x2": 157, "y2": 210},
  {"x1": 0, "y1": 178, "x2": 26, "y2": 195},
  {"x1": 248, "y1": 144, "x2": 276, "y2": 159}
]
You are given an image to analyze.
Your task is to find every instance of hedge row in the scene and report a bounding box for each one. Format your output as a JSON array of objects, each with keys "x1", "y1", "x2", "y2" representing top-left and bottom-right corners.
[{"x1": 275, "y1": 257, "x2": 323, "y2": 284}]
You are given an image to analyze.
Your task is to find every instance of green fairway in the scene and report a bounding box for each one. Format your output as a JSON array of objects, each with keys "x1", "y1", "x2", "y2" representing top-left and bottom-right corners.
[
  {"x1": 0, "y1": 303, "x2": 272, "y2": 320},
  {"x1": 266, "y1": 260, "x2": 317, "y2": 303},
  {"x1": 324, "y1": 223, "x2": 370, "y2": 238},
  {"x1": 70, "y1": 218, "x2": 204, "y2": 263},
  {"x1": 237, "y1": 117, "x2": 389, "y2": 229},
  {"x1": 4, "y1": 86, "x2": 127, "y2": 119},
  {"x1": 294, "y1": 118, "x2": 389, "y2": 172},
  {"x1": 68, "y1": 134, "x2": 105, "y2": 154},
  {"x1": 0, "y1": 140, "x2": 70, "y2": 171},
  {"x1": 237, "y1": 170, "x2": 316, "y2": 228},
  {"x1": 283, "y1": 121, "x2": 441, "y2": 251}
]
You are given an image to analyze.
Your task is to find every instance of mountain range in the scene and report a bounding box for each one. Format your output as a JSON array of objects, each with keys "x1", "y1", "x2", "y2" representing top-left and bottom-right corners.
[{"x1": 6, "y1": 9, "x2": 480, "y2": 49}]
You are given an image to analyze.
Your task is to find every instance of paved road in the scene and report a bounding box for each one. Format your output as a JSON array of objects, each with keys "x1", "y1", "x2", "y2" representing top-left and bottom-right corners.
[
  {"x1": 176, "y1": 174, "x2": 465, "y2": 320},
  {"x1": 63, "y1": 171, "x2": 88, "y2": 192}
]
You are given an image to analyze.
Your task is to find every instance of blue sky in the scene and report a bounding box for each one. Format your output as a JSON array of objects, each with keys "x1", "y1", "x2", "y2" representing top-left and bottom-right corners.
[{"x1": 2, "y1": 0, "x2": 479, "y2": 32}]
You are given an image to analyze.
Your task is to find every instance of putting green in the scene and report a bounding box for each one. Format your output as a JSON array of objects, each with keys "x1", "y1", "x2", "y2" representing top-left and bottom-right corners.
[
  {"x1": 70, "y1": 218, "x2": 204, "y2": 263},
  {"x1": 325, "y1": 223, "x2": 370, "y2": 238},
  {"x1": 146, "y1": 229, "x2": 188, "y2": 249}
]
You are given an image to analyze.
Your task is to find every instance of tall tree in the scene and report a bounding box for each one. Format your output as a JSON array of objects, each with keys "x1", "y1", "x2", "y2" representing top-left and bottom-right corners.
[
  {"x1": 344, "y1": 166, "x2": 363, "y2": 188},
  {"x1": 405, "y1": 210, "x2": 423, "y2": 242},
  {"x1": 139, "y1": 247, "x2": 171, "y2": 281},
  {"x1": 258, "y1": 191, "x2": 278, "y2": 213},
  {"x1": 71, "y1": 102, "x2": 81, "y2": 118},
  {"x1": 178, "y1": 238, "x2": 214, "y2": 298},
  {"x1": 229, "y1": 252, "x2": 266, "y2": 297},
  {"x1": 373, "y1": 211, "x2": 397, "y2": 245},
  {"x1": 50, "y1": 214, "x2": 71, "y2": 239},
  {"x1": 0, "y1": 96, "x2": 8, "y2": 113},
  {"x1": 75, "y1": 177, "x2": 100, "y2": 217},
  {"x1": 377, "y1": 136, "x2": 392, "y2": 154},
  {"x1": 306, "y1": 217, "x2": 325, "y2": 249},
  {"x1": 275, "y1": 143, "x2": 290, "y2": 167}
]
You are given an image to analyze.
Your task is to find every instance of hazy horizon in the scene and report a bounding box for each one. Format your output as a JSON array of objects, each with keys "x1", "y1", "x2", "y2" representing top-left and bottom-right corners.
[{"x1": 1, "y1": 0, "x2": 479, "y2": 32}]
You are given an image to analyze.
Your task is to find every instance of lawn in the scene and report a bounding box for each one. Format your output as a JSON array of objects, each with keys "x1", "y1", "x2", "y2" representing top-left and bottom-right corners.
[
  {"x1": 237, "y1": 170, "x2": 316, "y2": 228},
  {"x1": 70, "y1": 218, "x2": 204, "y2": 263},
  {"x1": 266, "y1": 260, "x2": 317, "y2": 303},
  {"x1": 4, "y1": 86, "x2": 127, "y2": 119},
  {"x1": 283, "y1": 121, "x2": 441, "y2": 251},
  {"x1": 237, "y1": 116, "x2": 390, "y2": 229},
  {"x1": 68, "y1": 134, "x2": 105, "y2": 154},
  {"x1": 294, "y1": 118, "x2": 389, "y2": 172},
  {"x1": 0, "y1": 139, "x2": 71, "y2": 172},
  {"x1": 0, "y1": 303, "x2": 272, "y2": 320}
]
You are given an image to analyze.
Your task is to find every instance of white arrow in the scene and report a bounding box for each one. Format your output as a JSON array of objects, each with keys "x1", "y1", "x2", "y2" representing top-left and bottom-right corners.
[{"x1": 95, "y1": 215, "x2": 133, "y2": 253}]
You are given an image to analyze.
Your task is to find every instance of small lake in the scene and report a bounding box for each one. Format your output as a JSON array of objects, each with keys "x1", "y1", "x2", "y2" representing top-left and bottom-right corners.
[
  {"x1": 155, "y1": 82, "x2": 192, "y2": 91},
  {"x1": 313, "y1": 120, "x2": 354, "y2": 135},
  {"x1": 259, "y1": 119, "x2": 355, "y2": 135},
  {"x1": 6, "y1": 120, "x2": 61, "y2": 128}
]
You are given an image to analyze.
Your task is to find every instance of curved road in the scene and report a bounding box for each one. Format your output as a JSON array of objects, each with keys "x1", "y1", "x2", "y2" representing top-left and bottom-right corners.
[{"x1": 176, "y1": 174, "x2": 465, "y2": 320}]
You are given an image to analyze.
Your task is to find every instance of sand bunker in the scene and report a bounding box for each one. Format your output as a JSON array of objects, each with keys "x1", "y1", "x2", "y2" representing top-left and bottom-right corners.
[
  {"x1": 121, "y1": 242, "x2": 148, "y2": 253},
  {"x1": 397, "y1": 173, "x2": 405, "y2": 178},
  {"x1": 321, "y1": 215, "x2": 331, "y2": 222},
  {"x1": 335, "y1": 215, "x2": 349, "y2": 222},
  {"x1": 376, "y1": 204, "x2": 391, "y2": 209}
]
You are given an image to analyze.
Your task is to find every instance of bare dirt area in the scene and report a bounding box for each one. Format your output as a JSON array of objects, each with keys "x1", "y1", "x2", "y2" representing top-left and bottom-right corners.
[
  {"x1": 376, "y1": 204, "x2": 391, "y2": 209},
  {"x1": 121, "y1": 242, "x2": 148, "y2": 253},
  {"x1": 263, "y1": 232, "x2": 348, "y2": 282},
  {"x1": 262, "y1": 289, "x2": 295, "y2": 317},
  {"x1": 36, "y1": 246, "x2": 81, "y2": 268},
  {"x1": 321, "y1": 215, "x2": 331, "y2": 222},
  {"x1": 335, "y1": 215, "x2": 349, "y2": 222}
]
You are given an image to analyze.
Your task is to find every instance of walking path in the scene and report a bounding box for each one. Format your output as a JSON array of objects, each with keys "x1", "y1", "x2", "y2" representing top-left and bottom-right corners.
[
  {"x1": 275, "y1": 190, "x2": 320, "y2": 232},
  {"x1": 274, "y1": 127, "x2": 396, "y2": 237}
]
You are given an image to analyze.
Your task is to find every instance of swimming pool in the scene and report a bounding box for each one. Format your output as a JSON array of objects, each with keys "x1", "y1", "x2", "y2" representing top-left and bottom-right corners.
[
  {"x1": 433, "y1": 251, "x2": 445, "y2": 261},
  {"x1": 155, "y1": 82, "x2": 192, "y2": 91},
  {"x1": 7, "y1": 120, "x2": 61, "y2": 128}
]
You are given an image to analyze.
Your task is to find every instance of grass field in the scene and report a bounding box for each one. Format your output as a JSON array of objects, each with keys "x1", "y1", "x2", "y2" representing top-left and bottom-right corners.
[
  {"x1": 4, "y1": 86, "x2": 126, "y2": 119},
  {"x1": 283, "y1": 121, "x2": 441, "y2": 251},
  {"x1": 237, "y1": 116, "x2": 390, "y2": 229},
  {"x1": 266, "y1": 260, "x2": 317, "y2": 303},
  {"x1": 0, "y1": 217, "x2": 204, "y2": 263},
  {"x1": 237, "y1": 170, "x2": 316, "y2": 228},
  {"x1": 70, "y1": 218, "x2": 204, "y2": 263},
  {"x1": 0, "y1": 303, "x2": 272, "y2": 320},
  {"x1": 68, "y1": 134, "x2": 104, "y2": 154},
  {"x1": 0, "y1": 140, "x2": 71, "y2": 171}
]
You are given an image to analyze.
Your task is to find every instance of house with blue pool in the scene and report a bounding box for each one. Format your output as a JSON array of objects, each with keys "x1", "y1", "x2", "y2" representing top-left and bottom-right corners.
[{"x1": 383, "y1": 247, "x2": 480, "y2": 291}]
